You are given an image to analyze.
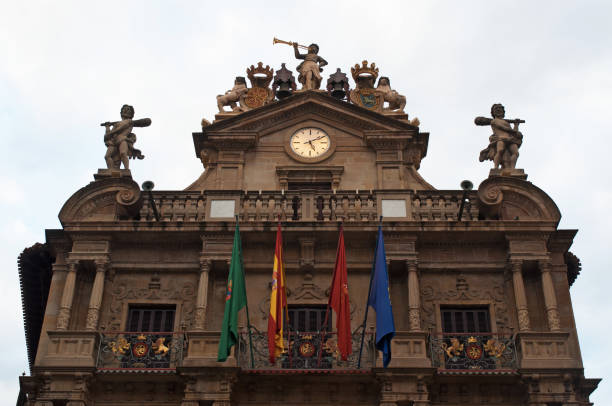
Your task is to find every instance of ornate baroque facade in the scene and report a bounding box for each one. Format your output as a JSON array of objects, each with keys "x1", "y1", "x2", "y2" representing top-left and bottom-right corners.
[{"x1": 18, "y1": 53, "x2": 599, "y2": 405}]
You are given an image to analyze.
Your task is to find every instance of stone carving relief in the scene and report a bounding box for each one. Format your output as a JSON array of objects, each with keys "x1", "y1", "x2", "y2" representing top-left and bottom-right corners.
[
  {"x1": 101, "y1": 274, "x2": 196, "y2": 331},
  {"x1": 477, "y1": 175, "x2": 561, "y2": 221},
  {"x1": 421, "y1": 273, "x2": 510, "y2": 332},
  {"x1": 257, "y1": 271, "x2": 356, "y2": 321},
  {"x1": 59, "y1": 177, "x2": 143, "y2": 223}
]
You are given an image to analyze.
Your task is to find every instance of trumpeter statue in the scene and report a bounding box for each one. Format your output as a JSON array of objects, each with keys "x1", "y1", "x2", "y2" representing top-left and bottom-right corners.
[{"x1": 273, "y1": 38, "x2": 327, "y2": 90}]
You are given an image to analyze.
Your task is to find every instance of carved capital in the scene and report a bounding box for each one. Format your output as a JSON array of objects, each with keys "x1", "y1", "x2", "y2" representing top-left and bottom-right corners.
[
  {"x1": 199, "y1": 258, "x2": 212, "y2": 273},
  {"x1": 406, "y1": 259, "x2": 418, "y2": 273},
  {"x1": 66, "y1": 259, "x2": 79, "y2": 272},
  {"x1": 94, "y1": 259, "x2": 109, "y2": 272},
  {"x1": 510, "y1": 259, "x2": 523, "y2": 272},
  {"x1": 538, "y1": 260, "x2": 552, "y2": 273}
]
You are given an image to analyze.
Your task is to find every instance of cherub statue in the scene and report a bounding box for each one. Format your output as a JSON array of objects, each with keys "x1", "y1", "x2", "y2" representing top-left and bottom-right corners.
[
  {"x1": 293, "y1": 43, "x2": 328, "y2": 90},
  {"x1": 376, "y1": 77, "x2": 406, "y2": 112},
  {"x1": 476, "y1": 104, "x2": 524, "y2": 170},
  {"x1": 216, "y1": 76, "x2": 248, "y2": 112},
  {"x1": 101, "y1": 104, "x2": 151, "y2": 170}
]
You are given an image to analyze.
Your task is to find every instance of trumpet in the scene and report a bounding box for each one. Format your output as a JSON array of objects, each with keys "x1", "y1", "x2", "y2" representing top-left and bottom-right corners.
[{"x1": 273, "y1": 37, "x2": 309, "y2": 50}]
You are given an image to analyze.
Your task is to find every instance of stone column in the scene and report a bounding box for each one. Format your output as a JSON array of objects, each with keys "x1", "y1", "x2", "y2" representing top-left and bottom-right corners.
[
  {"x1": 510, "y1": 259, "x2": 531, "y2": 331},
  {"x1": 194, "y1": 258, "x2": 211, "y2": 331},
  {"x1": 85, "y1": 259, "x2": 108, "y2": 330},
  {"x1": 539, "y1": 260, "x2": 561, "y2": 331},
  {"x1": 56, "y1": 260, "x2": 78, "y2": 330},
  {"x1": 407, "y1": 260, "x2": 421, "y2": 331}
]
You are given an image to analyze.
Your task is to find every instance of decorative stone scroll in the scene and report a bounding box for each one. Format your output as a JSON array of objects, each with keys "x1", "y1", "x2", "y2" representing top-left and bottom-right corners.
[
  {"x1": 59, "y1": 176, "x2": 143, "y2": 223},
  {"x1": 477, "y1": 175, "x2": 561, "y2": 221}
]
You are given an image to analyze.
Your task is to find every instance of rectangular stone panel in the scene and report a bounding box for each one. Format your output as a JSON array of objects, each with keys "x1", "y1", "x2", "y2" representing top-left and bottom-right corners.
[
  {"x1": 210, "y1": 200, "x2": 236, "y2": 218},
  {"x1": 382, "y1": 199, "x2": 407, "y2": 218}
]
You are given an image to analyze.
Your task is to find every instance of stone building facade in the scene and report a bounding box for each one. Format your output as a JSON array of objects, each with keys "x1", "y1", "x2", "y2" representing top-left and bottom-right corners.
[{"x1": 18, "y1": 84, "x2": 599, "y2": 405}]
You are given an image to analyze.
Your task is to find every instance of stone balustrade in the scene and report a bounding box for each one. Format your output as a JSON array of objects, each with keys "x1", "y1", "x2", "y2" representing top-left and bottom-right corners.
[{"x1": 138, "y1": 190, "x2": 479, "y2": 222}]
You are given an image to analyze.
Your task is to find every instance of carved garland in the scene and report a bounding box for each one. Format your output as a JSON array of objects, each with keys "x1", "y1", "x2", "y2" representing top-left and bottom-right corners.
[
  {"x1": 421, "y1": 274, "x2": 510, "y2": 332},
  {"x1": 102, "y1": 276, "x2": 196, "y2": 331}
]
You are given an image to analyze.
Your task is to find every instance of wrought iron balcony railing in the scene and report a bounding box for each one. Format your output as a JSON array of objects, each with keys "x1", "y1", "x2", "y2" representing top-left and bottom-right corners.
[
  {"x1": 96, "y1": 332, "x2": 185, "y2": 371},
  {"x1": 237, "y1": 328, "x2": 376, "y2": 371},
  {"x1": 430, "y1": 333, "x2": 517, "y2": 372}
]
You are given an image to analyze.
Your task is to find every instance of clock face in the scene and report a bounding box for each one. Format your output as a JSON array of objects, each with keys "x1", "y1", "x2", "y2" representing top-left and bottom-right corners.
[{"x1": 290, "y1": 128, "x2": 331, "y2": 158}]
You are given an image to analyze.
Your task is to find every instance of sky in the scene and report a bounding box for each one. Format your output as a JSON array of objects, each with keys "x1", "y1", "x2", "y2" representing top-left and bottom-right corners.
[{"x1": 1, "y1": 0, "x2": 610, "y2": 402}]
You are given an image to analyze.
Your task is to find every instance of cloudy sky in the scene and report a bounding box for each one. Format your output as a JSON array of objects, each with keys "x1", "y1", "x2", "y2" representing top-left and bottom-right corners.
[{"x1": 1, "y1": 0, "x2": 610, "y2": 402}]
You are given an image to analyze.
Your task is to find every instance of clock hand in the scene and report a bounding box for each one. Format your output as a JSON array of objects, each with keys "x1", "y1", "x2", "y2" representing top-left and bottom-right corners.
[
  {"x1": 303, "y1": 135, "x2": 326, "y2": 144},
  {"x1": 308, "y1": 140, "x2": 315, "y2": 150}
]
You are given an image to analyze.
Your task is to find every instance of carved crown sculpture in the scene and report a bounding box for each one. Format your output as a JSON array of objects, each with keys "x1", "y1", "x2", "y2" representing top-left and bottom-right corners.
[
  {"x1": 350, "y1": 60, "x2": 379, "y2": 83},
  {"x1": 247, "y1": 62, "x2": 274, "y2": 88}
]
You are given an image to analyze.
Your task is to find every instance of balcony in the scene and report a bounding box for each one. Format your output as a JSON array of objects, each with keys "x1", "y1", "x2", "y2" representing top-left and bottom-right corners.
[
  {"x1": 430, "y1": 333, "x2": 517, "y2": 374},
  {"x1": 137, "y1": 189, "x2": 479, "y2": 223},
  {"x1": 96, "y1": 332, "x2": 186, "y2": 371},
  {"x1": 236, "y1": 328, "x2": 376, "y2": 372}
]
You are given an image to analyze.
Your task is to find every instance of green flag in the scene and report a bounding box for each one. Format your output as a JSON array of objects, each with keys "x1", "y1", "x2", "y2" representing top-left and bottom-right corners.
[{"x1": 217, "y1": 221, "x2": 248, "y2": 362}]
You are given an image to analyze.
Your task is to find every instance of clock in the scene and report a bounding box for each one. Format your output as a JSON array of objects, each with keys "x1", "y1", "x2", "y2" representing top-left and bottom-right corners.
[{"x1": 289, "y1": 127, "x2": 331, "y2": 159}]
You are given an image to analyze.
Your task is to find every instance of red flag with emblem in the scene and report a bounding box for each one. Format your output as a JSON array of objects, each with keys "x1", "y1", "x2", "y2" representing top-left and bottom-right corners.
[{"x1": 328, "y1": 224, "x2": 352, "y2": 360}]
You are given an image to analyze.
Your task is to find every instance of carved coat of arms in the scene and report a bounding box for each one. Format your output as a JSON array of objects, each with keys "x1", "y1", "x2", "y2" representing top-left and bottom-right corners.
[
  {"x1": 349, "y1": 60, "x2": 384, "y2": 112},
  {"x1": 240, "y1": 62, "x2": 275, "y2": 110}
]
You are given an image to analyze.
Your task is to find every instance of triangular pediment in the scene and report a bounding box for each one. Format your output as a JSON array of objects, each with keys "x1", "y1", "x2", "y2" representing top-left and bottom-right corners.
[
  {"x1": 193, "y1": 91, "x2": 423, "y2": 153},
  {"x1": 188, "y1": 90, "x2": 433, "y2": 192}
]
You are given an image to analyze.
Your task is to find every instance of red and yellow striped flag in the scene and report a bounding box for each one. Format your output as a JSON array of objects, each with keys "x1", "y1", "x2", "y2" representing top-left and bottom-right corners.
[{"x1": 268, "y1": 221, "x2": 287, "y2": 364}]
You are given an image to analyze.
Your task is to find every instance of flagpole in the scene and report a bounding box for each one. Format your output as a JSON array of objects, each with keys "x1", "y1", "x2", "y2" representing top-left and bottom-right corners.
[
  {"x1": 237, "y1": 215, "x2": 255, "y2": 368},
  {"x1": 357, "y1": 216, "x2": 382, "y2": 368}
]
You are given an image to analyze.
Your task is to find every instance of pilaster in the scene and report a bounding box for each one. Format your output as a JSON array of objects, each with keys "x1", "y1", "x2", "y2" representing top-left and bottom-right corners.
[
  {"x1": 510, "y1": 258, "x2": 531, "y2": 331},
  {"x1": 539, "y1": 259, "x2": 561, "y2": 331},
  {"x1": 56, "y1": 260, "x2": 78, "y2": 330},
  {"x1": 85, "y1": 259, "x2": 108, "y2": 330},
  {"x1": 407, "y1": 260, "x2": 421, "y2": 332},
  {"x1": 194, "y1": 258, "x2": 211, "y2": 331}
]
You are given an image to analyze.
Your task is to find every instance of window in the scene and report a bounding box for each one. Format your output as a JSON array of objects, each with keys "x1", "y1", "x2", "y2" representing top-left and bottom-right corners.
[
  {"x1": 441, "y1": 307, "x2": 490, "y2": 333},
  {"x1": 127, "y1": 306, "x2": 175, "y2": 332},
  {"x1": 287, "y1": 306, "x2": 330, "y2": 332}
]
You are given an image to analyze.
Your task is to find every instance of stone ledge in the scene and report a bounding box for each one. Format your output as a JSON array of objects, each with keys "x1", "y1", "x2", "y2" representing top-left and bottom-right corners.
[
  {"x1": 38, "y1": 330, "x2": 99, "y2": 368},
  {"x1": 183, "y1": 331, "x2": 237, "y2": 367},
  {"x1": 386, "y1": 331, "x2": 431, "y2": 368},
  {"x1": 517, "y1": 331, "x2": 581, "y2": 369}
]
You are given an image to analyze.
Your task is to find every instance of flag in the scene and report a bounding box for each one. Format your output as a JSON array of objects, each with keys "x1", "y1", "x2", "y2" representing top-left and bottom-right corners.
[
  {"x1": 268, "y1": 221, "x2": 287, "y2": 364},
  {"x1": 217, "y1": 221, "x2": 248, "y2": 362},
  {"x1": 328, "y1": 224, "x2": 352, "y2": 360},
  {"x1": 368, "y1": 224, "x2": 396, "y2": 367}
]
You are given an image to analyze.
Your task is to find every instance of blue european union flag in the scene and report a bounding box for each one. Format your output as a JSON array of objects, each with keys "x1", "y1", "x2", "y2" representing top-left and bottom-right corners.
[{"x1": 368, "y1": 225, "x2": 396, "y2": 367}]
